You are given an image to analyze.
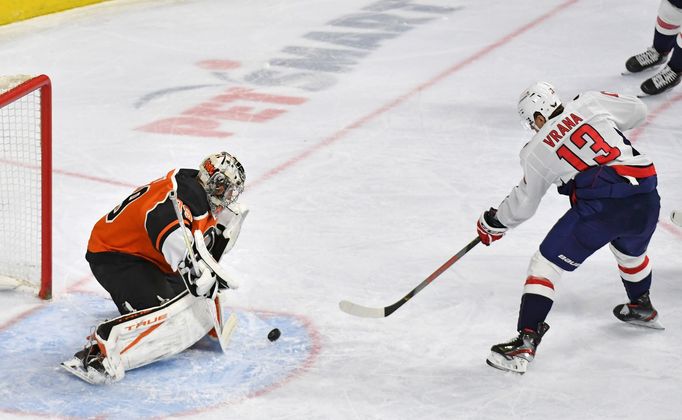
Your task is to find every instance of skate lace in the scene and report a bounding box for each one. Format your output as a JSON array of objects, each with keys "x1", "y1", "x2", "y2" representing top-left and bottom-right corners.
[
  {"x1": 635, "y1": 47, "x2": 661, "y2": 66},
  {"x1": 652, "y1": 66, "x2": 679, "y2": 88}
]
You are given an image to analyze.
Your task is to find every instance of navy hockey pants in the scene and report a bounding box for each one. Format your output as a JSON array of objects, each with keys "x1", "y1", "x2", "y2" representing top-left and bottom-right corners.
[{"x1": 541, "y1": 188, "x2": 660, "y2": 272}]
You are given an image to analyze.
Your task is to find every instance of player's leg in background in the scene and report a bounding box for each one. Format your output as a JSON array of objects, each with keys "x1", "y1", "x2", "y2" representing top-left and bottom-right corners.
[
  {"x1": 639, "y1": 0, "x2": 682, "y2": 94},
  {"x1": 625, "y1": 0, "x2": 682, "y2": 73},
  {"x1": 654, "y1": 0, "x2": 682, "y2": 55},
  {"x1": 88, "y1": 256, "x2": 186, "y2": 314}
]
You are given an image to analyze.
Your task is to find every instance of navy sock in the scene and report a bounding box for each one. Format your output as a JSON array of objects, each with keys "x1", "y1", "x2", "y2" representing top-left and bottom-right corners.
[
  {"x1": 653, "y1": 30, "x2": 676, "y2": 54},
  {"x1": 622, "y1": 273, "x2": 652, "y2": 302},
  {"x1": 517, "y1": 293, "x2": 553, "y2": 332},
  {"x1": 667, "y1": 45, "x2": 682, "y2": 72}
]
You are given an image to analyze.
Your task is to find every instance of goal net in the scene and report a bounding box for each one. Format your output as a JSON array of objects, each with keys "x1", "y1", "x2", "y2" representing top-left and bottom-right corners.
[{"x1": 0, "y1": 75, "x2": 52, "y2": 299}]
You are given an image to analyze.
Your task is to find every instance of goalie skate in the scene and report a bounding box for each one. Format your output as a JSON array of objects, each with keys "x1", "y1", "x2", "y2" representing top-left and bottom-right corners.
[
  {"x1": 613, "y1": 291, "x2": 664, "y2": 330},
  {"x1": 486, "y1": 322, "x2": 549, "y2": 374},
  {"x1": 61, "y1": 347, "x2": 113, "y2": 385}
]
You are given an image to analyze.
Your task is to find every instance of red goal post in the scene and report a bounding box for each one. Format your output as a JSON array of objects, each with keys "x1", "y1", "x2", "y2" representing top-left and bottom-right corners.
[{"x1": 0, "y1": 75, "x2": 52, "y2": 299}]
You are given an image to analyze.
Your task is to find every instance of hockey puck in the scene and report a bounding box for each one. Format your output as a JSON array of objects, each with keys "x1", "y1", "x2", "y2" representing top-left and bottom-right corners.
[{"x1": 267, "y1": 328, "x2": 281, "y2": 342}]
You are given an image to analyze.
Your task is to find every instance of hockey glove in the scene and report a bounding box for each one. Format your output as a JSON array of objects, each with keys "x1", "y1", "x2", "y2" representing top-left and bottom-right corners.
[
  {"x1": 476, "y1": 208, "x2": 508, "y2": 246},
  {"x1": 211, "y1": 204, "x2": 249, "y2": 261},
  {"x1": 179, "y1": 229, "x2": 240, "y2": 296},
  {"x1": 178, "y1": 254, "x2": 219, "y2": 299}
]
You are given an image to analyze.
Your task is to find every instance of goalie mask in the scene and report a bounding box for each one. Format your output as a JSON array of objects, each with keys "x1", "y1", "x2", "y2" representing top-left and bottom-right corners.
[
  {"x1": 198, "y1": 152, "x2": 245, "y2": 215},
  {"x1": 518, "y1": 81, "x2": 562, "y2": 132}
]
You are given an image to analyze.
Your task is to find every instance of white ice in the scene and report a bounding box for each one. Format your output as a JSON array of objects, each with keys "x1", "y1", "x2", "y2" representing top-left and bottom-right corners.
[{"x1": 1, "y1": 0, "x2": 681, "y2": 418}]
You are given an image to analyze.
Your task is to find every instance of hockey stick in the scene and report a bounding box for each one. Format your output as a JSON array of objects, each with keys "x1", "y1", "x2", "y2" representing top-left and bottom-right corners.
[
  {"x1": 339, "y1": 237, "x2": 481, "y2": 318},
  {"x1": 169, "y1": 190, "x2": 235, "y2": 352}
]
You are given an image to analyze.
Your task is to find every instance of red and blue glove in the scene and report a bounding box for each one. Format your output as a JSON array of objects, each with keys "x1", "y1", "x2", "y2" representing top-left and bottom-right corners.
[{"x1": 476, "y1": 208, "x2": 508, "y2": 246}]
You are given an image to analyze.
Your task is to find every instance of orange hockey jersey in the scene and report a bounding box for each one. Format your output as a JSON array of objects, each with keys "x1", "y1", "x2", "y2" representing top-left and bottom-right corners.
[{"x1": 87, "y1": 169, "x2": 217, "y2": 273}]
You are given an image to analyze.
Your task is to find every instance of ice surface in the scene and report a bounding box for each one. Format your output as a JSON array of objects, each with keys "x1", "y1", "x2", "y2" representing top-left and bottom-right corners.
[{"x1": 1, "y1": 0, "x2": 681, "y2": 419}]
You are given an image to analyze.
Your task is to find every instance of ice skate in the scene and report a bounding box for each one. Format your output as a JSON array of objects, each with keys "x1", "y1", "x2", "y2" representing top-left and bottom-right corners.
[
  {"x1": 624, "y1": 47, "x2": 667, "y2": 73},
  {"x1": 640, "y1": 65, "x2": 681, "y2": 95},
  {"x1": 486, "y1": 322, "x2": 549, "y2": 374},
  {"x1": 613, "y1": 291, "x2": 664, "y2": 330},
  {"x1": 61, "y1": 344, "x2": 114, "y2": 385}
]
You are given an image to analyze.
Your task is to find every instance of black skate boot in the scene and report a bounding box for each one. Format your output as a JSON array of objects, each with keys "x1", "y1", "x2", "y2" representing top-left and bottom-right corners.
[
  {"x1": 613, "y1": 291, "x2": 664, "y2": 330},
  {"x1": 625, "y1": 47, "x2": 667, "y2": 73},
  {"x1": 640, "y1": 65, "x2": 681, "y2": 95},
  {"x1": 61, "y1": 342, "x2": 112, "y2": 384},
  {"x1": 486, "y1": 322, "x2": 550, "y2": 374}
]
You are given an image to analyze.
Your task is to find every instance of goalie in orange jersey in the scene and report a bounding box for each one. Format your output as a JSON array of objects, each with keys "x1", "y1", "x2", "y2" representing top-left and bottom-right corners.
[{"x1": 62, "y1": 152, "x2": 248, "y2": 384}]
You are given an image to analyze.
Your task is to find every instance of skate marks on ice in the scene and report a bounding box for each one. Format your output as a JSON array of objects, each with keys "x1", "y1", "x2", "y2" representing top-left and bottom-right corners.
[{"x1": 0, "y1": 294, "x2": 320, "y2": 418}]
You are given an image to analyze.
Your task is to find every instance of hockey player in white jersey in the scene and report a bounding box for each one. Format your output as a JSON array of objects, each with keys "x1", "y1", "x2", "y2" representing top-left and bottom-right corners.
[{"x1": 477, "y1": 82, "x2": 662, "y2": 374}]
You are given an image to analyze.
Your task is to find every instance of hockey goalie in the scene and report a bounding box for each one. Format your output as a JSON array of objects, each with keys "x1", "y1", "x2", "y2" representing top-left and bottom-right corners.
[{"x1": 62, "y1": 152, "x2": 248, "y2": 384}]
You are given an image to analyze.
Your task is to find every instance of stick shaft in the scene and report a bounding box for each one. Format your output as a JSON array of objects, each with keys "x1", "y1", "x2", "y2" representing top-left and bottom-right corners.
[{"x1": 340, "y1": 236, "x2": 481, "y2": 318}]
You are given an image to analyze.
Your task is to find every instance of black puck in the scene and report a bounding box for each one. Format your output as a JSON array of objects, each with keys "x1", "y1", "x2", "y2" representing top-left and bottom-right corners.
[{"x1": 267, "y1": 328, "x2": 281, "y2": 342}]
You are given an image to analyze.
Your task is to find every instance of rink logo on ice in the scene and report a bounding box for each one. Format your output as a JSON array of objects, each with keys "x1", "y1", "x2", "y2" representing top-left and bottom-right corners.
[
  {"x1": 0, "y1": 294, "x2": 320, "y2": 418},
  {"x1": 136, "y1": 0, "x2": 460, "y2": 138}
]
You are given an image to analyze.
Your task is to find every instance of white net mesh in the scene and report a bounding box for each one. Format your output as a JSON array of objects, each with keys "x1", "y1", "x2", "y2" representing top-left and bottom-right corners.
[{"x1": 0, "y1": 75, "x2": 43, "y2": 289}]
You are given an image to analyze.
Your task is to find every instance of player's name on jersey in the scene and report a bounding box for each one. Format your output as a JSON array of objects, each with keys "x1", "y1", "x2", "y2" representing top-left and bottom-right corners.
[{"x1": 542, "y1": 113, "x2": 584, "y2": 147}]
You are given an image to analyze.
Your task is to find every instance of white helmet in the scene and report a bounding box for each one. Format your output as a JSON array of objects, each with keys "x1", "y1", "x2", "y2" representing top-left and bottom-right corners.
[
  {"x1": 198, "y1": 152, "x2": 245, "y2": 215},
  {"x1": 517, "y1": 82, "x2": 562, "y2": 131}
]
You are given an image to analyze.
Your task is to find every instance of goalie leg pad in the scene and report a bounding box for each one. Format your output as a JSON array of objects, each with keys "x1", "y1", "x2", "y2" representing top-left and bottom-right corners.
[{"x1": 95, "y1": 290, "x2": 214, "y2": 375}]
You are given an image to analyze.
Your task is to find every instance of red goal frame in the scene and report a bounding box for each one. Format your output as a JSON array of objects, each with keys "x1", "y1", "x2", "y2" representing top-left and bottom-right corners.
[{"x1": 0, "y1": 75, "x2": 52, "y2": 299}]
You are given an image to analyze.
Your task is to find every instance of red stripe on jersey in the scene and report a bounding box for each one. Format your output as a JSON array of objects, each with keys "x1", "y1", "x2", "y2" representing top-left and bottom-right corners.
[
  {"x1": 611, "y1": 164, "x2": 657, "y2": 179},
  {"x1": 525, "y1": 276, "x2": 554, "y2": 290},
  {"x1": 657, "y1": 16, "x2": 680, "y2": 30},
  {"x1": 619, "y1": 256, "x2": 650, "y2": 274}
]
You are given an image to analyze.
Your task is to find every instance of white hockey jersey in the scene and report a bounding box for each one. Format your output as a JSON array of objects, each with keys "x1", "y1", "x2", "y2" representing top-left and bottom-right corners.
[{"x1": 496, "y1": 91, "x2": 653, "y2": 229}]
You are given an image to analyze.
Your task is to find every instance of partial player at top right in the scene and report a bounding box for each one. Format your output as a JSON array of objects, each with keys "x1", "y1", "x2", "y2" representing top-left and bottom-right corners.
[{"x1": 625, "y1": 0, "x2": 682, "y2": 95}]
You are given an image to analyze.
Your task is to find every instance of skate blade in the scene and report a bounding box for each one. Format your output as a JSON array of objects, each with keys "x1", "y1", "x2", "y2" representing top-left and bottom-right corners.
[
  {"x1": 485, "y1": 352, "x2": 528, "y2": 374},
  {"x1": 623, "y1": 317, "x2": 665, "y2": 330},
  {"x1": 621, "y1": 63, "x2": 666, "y2": 76},
  {"x1": 61, "y1": 358, "x2": 109, "y2": 385}
]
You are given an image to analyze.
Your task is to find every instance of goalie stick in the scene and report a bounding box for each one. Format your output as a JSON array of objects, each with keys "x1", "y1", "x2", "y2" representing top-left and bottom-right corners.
[
  {"x1": 339, "y1": 237, "x2": 481, "y2": 318},
  {"x1": 169, "y1": 190, "x2": 236, "y2": 352}
]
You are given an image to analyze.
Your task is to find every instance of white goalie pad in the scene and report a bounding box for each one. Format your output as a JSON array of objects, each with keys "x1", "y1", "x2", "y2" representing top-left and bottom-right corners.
[{"x1": 94, "y1": 290, "x2": 216, "y2": 381}]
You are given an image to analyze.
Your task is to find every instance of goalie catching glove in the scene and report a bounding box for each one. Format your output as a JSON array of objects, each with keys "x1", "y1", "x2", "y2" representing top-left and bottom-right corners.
[
  {"x1": 477, "y1": 208, "x2": 508, "y2": 246},
  {"x1": 209, "y1": 202, "x2": 249, "y2": 261},
  {"x1": 179, "y1": 230, "x2": 239, "y2": 298}
]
